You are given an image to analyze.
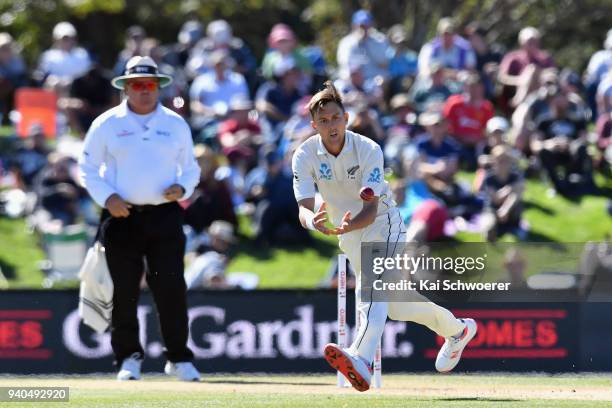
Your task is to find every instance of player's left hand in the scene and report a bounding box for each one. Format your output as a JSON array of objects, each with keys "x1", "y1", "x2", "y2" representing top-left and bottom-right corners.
[
  {"x1": 163, "y1": 184, "x2": 185, "y2": 201},
  {"x1": 330, "y1": 211, "x2": 353, "y2": 235}
]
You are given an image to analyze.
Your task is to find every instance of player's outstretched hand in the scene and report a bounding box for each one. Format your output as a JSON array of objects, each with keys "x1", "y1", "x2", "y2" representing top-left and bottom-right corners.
[
  {"x1": 330, "y1": 211, "x2": 352, "y2": 235},
  {"x1": 313, "y1": 202, "x2": 333, "y2": 235}
]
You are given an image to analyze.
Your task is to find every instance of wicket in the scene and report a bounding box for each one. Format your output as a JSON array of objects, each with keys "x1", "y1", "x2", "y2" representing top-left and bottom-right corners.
[{"x1": 336, "y1": 254, "x2": 382, "y2": 388}]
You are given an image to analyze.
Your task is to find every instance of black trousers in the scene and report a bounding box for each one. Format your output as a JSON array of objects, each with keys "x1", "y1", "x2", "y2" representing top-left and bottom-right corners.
[{"x1": 100, "y1": 202, "x2": 194, "y2": 367}]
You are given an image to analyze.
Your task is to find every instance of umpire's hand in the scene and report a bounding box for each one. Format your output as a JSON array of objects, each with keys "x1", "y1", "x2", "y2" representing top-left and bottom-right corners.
[
  {"x1": 163, "y1": 184, "x2": 186, "y2": 202},
  {"x1": 105, "y1": 194, "x2": 132, "y2": 217}
]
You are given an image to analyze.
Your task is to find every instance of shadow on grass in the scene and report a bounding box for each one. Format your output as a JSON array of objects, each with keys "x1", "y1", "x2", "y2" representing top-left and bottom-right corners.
[
  {"x1": 0, "y1": 258, "x2": 16, "y2": 279},
  {"x1": 203, "y1": 378, "x2": 331, "y2": 386},
  {"x1": 234, "y1": 234, "x2": 338, "y2": 261},
  {"x1": 523, "y1": 200, "x2": 555, "y2": 215}
]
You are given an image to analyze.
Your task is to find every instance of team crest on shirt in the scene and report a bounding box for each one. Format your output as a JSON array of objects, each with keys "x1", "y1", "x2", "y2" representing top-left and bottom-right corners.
[
  {"x1": 347, "y1": 165, "x2": 359, "y2": 180},
  {"x1": 319, "y1": 163, "x2": 332, "y2": 180},
  {"x1": 367, "y1": 168, "x2": 382, "y2": 183}
]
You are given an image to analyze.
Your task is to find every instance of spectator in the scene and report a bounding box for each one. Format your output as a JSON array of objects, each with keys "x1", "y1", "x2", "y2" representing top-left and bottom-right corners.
[
  {"x1": 498, "y1": 26, "x2": 555, "y2": 111},
  {"x1": 480, "y1": 145, "x2": 525, "y2": 241},
  {"x1": 384, "y1": 93, "x2": 418, "y2": 172},
  {"x1": 280, "y1": 95, "x2": 316, "y2": 156},
  {"x1": 37, "y1": 22, "x2": 91, "y2": 92},
  {"x1": 531, "y1": 87, "x2": 595, "y2": 195},
  {"x1": 9, "y1": 123, "x2": 50, "y2": 189},
  {"x1": 113, "y1": 25, "x2": 147, "y2": 77},
  {"x1": 245, "y1": 148, "x2": 309, "y2": 246},
  {"x1": 409, "y1": 62, "x2": 454, "y2": 113},
  {"x1": 336, "y1": 9, "x2": 389, "y2": 81},
  {"x1": 334, "y1": 57, "x2": 384, "y2": 109},
  {"x1": 184, "y1": 220, "x2": 237, "y2": 290},
  {"x1": 474, "y1": 116, "x2": 515, "y2": 191},
  {"x1": 596, "y1": 67, "x2": 612, "y2": 115},
  {"x1": 215, "y1": 144, "x2": 254, "y2": 210},
  {"x1": 184, "y1": 145, "x2": 237, "y2": 233},
  {"x1": 164, "y1": 20, "x2": 204, "y2": 70},
  {"x1": 33, "y1": 153, "x2": 86, "y2": 227},
  {"x1": 0, "y1": 33, "x2": 27, "y2": 123},
  {"x1": 61, "y1": 63, "x2": 117, "y2": 137},
  {"x1": 584, "y1": 29, "x2": 612, "y2": 118},
  {"x1": 595, "y1": 108, "x2": 611, "y2": 173},
  {"x1": 347, "y1": 101, "x2": 385, "y2": 144},
  {"x1": 464, "y1": 23, "x2": 503, "y2": 99},
  {"x1": 261, "y1": 23, "x2": 312, "y2": 89},
  {"x1": 417, "y1": 17, "x2": 476, "y2": 79},
  {"x1": 218, "y1": 97, "x2": 262, "y2": 150},
  {"x1": 255, "y1": 57, "x2": 304, "y2": 134},
  {"x1": 443, "y1": 72, "x2": 495, "y2": 168},
  {"x1": 186, "y1": 19, "x2": 257, "y2": 89},
  {"x1": 189, "y1": 49, "x2": 249, "y2": 128},
  {"x1": 386, "y1": 24, "x2": 418, "y2": 95}
]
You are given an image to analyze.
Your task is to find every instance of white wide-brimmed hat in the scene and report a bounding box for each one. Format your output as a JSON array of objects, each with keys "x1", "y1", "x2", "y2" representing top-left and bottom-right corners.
[{"x1": 111, "y1": 56, "x2": 173, "y2": 90}]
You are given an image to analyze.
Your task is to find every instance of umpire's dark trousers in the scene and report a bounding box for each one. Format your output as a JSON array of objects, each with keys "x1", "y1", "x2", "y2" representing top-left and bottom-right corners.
[{"x1": 100, "y1": 201, "x2": 194, "y2": 367}]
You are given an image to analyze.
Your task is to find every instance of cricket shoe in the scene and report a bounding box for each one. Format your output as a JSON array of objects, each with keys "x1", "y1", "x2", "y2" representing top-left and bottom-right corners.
[
  {"x1": 435, "y1": 318, "x2": 478, "y2": 373},
  {"x1": 117, "y1": 353, "x2": 142, "y2": 381},
  {"x1": 164, "y1": 361, "x2": 201, "y2": 382},
  {"x1": 323, "y1": 343, "x2": 371, "y2": 392}
]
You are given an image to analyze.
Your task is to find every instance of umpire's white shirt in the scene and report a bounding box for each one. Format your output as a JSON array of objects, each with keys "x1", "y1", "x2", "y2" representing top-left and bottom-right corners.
[
  {"x1": 79, "y1": 100, "x2": 201, "y2": 207},
  {"x1": 292, "y1": 130, "x2": 395, "y2": 227}
]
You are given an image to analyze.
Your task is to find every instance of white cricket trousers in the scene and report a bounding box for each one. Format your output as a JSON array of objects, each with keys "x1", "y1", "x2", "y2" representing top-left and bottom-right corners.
[{"x1": 338, "y1": 208, "x2": 465, "y2": 364}]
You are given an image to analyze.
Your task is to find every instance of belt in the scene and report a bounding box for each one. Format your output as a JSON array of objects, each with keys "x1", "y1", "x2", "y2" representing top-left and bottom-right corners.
[{"x1": 129, "y1": 202, "x2": 173, "y2": 212}]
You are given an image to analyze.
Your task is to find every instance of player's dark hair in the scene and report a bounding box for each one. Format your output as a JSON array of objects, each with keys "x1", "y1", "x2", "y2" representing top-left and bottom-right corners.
[{"x1": 308, "y1": 80, "x2": 345, "y2": 119}]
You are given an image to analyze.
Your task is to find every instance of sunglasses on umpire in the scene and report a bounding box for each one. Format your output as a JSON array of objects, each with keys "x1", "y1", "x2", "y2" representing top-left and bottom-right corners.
[{"x1": 126, "y1": 80, "x2": 159, "y2": 91}]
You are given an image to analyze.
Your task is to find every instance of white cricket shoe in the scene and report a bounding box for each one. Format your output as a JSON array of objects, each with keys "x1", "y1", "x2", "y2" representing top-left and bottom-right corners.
[
  {"x1": 323, "y1": 343, "x2": 372, "y2": 392},
  {"x1": 164, "y1": 361, "x2": 201, "y2": 382},
  {"x1": 117, "y1": 354, "x2": 142, "y2": 381},
  {"x1": 435, "y1": 318, "x2": 478, "y2": 373}
]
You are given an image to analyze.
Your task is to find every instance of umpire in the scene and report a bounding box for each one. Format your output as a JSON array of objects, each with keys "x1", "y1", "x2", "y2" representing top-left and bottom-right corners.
[{"x1": 78, "y1": 56, "x2": 201, "y2": 381}]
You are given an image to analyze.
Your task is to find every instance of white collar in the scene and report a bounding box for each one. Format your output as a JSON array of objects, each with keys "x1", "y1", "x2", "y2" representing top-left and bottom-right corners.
[{"x1": 316, "y1": 130, "x2": 354, "y2": 156}]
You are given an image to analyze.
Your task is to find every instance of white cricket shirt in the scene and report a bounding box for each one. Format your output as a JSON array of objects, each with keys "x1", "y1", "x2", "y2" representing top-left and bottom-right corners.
[
  {"x1": 292, "y1": 130, "x2": 395, "y2": 226},
  {"x1": 78, "y1": 100, "x2": 201, "y2": 207}
]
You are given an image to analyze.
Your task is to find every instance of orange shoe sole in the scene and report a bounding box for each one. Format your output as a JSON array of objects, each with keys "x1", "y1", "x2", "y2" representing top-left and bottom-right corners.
[{"x1": 323, "y1": 343, "x2": 370, "y2": 392}]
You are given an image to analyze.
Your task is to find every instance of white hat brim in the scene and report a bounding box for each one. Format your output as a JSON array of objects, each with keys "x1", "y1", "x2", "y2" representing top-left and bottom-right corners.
[{"x1": 111, "y1": 73, "x2": 173, "y2": 90}]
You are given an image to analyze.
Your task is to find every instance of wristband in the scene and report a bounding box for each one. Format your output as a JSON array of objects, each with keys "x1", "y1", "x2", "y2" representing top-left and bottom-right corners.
[{"x1": 304, "y1": 212, "x2": 316, "y2": 231}]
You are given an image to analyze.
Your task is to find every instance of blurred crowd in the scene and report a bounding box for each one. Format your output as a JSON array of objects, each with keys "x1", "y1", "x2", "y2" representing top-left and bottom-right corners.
[{"x1": 0, "y1": 11, "x2": 611, "y2": 288}]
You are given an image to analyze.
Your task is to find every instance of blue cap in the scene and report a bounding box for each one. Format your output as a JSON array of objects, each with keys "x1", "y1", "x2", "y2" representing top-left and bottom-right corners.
[{"x1": 352, "y1": 10, "x2": 373, "y2": 26}]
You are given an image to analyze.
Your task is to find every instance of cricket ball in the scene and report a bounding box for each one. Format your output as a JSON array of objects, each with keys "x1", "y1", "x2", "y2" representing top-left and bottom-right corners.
[{"x1": 360, "y1": 187, "x2": 375, "y2": 201}]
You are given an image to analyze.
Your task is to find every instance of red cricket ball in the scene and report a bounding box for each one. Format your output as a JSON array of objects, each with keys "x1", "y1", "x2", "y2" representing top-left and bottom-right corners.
[{"x1": 359, "y1": 187, "x2": 375, "y2": 201}]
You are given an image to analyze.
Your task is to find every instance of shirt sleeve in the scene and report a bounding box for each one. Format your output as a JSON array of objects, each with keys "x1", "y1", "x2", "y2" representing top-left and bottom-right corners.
[
  {"x1": 361, "y1": 144, "x2": 385, "y2": 196},
  {"x1": 175, "y1": 121, "x2": 201, "y2": 199},
  {"x1": 78, "y1": 119, "x2": 117, "y2": 207},
  {"x1": 291, "y1": 147, "x2": 316, "y2": 202}
]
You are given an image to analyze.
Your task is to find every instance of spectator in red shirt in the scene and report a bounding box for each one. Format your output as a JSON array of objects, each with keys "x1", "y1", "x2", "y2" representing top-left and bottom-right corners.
[
  {"x1": 218, "y1": 97, "x2": 262, "y2": 151},
  {"x1": 498, "y1": 27, "x2": 555, "y2": 112},
  {"x1": 443, "y1": 72, "x2": 494, "y2": 169}
]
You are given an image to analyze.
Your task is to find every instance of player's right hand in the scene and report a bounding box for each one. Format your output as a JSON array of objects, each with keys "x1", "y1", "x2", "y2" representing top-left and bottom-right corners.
[
  {"x1": 105, "y1": 194, "x2": 132, "y2": 218},
  {"x1": 313, "y1": 202, "x2": 333, "y2": 235}
]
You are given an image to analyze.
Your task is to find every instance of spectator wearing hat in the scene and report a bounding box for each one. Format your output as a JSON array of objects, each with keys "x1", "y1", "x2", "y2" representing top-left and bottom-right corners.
[
  {"x1": 386, "y1": 24, "x2": 419, "y2": 95},
  {"x1": 255, "y1": 56, "x2": 304, "y2": 134},
  {"x1": 217, "y1": 97, "x2": 262, "y2": 150},
  {"x1": 245, "y1": 147, "x2": 310, "y2": 246},
  {"x1": 113, "y1": 25, "x2": 147, "y2": 77},
  {"x1": 164, "y1": 20, "x2": 204, "y2": 70},
  {"x1": 476, "y1": 116, "x2": 512, "y2": 173},
  {"x1": 9, "y1": 123, "x2": 50, "y2": 189},
  {"x1": 78, "y1": 55, "x2": 201, "y2": 382},
  {"x1": 498, "y1": 26, "x2": 555, "y2": 112},
  {"x1": 584, "y1": 28, "x2": 612, "y2": 118},
  {"x1": 443, "y1": 72, "x2": 495, "y2": 169},
  {"x1": 337, "y1": 9, "x2": 390, "y2": 82},
  {"x1": 334, "y1": 57, "x2": 383, "y2": 109},
  {"x1": 384, "y1": 93, "x2": 418, "y2": 170},
  {"x1": 409, "y1": 62, "x2": 454, "y2": 114},
  {"x1": 189, "y1": 49, "x2": 249, "y2": 128},
  {"x1": 262, "y1": 24, "x2": 312, "y2": 82},
  {"x1": 184, "y1": 145, "x2": 237, "y2": 234},
  {"x1": 0, "y1": 32, "x2": 27, "y2": 123},
  {"x1": 37, "y1": 21, "x2": 91, "y2": 92},
  {"x1": 184, "y1": 220, "x2": 237, "y2": 290},
  {"x1": 186, "y1": 19, "x2": 256, "y2": 89},
  {"x1": 479, "y1": 145, "x2": 525, "y2": 241},
  {"x1": 417, "y1": 17, "x2": 476, "y2": 79}
]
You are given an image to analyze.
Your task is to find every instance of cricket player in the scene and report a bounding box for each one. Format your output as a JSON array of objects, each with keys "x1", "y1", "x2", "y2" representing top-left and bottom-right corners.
[{"x1": 292, "y1": 82, "x2": 477, "y2": 392}]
